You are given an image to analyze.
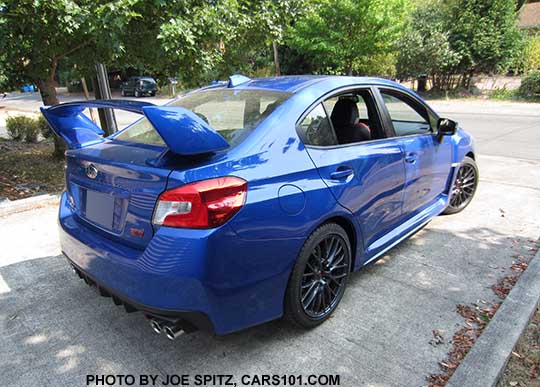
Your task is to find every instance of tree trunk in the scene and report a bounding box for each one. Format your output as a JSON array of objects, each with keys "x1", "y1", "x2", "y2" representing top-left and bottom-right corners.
[
  {"x1": 346, "y1": 61, "x2": 353, "y2": 76},
  {"x1": 272, "y1": 41, "x2": 281, "y2": 76},
  {"x1": 38, "y1": 78, "x2": 58, "y2": 105},
  {"x1": 38, "y1": 78, "x2": 66, "y2": 159},
  {"x1": 516, "y1": 0, "x2": 528, "y2": 11},
  {"x1": 461, "y1": 70, "x2": 474, "y2": 90}
]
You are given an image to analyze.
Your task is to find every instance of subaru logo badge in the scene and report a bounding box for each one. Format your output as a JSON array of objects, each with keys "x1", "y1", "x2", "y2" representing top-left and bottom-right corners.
[{"x1": 86, "y1": 164, "x2": 98, "y2": 179}]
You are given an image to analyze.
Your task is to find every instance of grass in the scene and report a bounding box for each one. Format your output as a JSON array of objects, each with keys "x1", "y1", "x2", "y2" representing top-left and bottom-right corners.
[
  {"x1": 0, "y1": 139, "x2": 65, "y2": 200},
  {"x1": 497, "y1": 310, "x2": 540, "y2": 387}
]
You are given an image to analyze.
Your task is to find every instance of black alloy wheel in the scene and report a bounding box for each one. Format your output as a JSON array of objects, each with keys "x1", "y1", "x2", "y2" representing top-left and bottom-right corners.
[
  {"x1": 285, "y1": 223, "x2": 351, "y2": 328},
  {"x1": 443, "y1": 156, "x2": 479, "y2": 214}
]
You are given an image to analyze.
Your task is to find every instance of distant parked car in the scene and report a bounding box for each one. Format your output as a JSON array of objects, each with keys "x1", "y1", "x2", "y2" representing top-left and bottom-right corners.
[
  {"x1": 20, "y1": 84, "x2": 37, "y2": 92},
  {"x1": 121, "y1": 77, "x2": 158, "y2": 97}
]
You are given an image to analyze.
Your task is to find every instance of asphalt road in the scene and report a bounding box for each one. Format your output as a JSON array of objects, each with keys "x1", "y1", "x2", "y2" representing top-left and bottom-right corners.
[
  {"x1": 1, "y1": 99, "x2": 540, "y2": 387},
  {"x1": 429, "y1": 99, "x2": 540, "y2": 161}
]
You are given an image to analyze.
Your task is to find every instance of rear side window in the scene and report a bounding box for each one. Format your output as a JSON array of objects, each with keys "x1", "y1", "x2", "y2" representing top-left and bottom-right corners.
[
  {"x1": 114, "y1": 89, "x2": 290, "y2": 147},
  {"x1": 324, "y1": 96, "x2": 369, "y2": 120},
  {"x1": 297, "y1": 103, "x2": 337, "y2": 146}
]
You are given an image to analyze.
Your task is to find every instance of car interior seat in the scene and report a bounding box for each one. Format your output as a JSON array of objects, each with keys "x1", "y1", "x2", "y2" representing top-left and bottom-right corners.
[{"x1": 330, "y1": 99, "x2": 371, "y2": 144}]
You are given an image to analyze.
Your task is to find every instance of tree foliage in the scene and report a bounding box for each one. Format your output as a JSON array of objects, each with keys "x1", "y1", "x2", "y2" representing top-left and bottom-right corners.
[
  {"x1": 396, "y1": 1, "x2": 461, "y2": 89},
  {"x1": 397, "y1": 0, "x2": 523, "y2": 90},
  {"x1": 0, "y1": 0, "x2": 530, "y2": 98},
  {"x1": 117, "y1": 0, "x2": 241, "y2": 86},
  {"x1": 518, "y1": 70, "x2": 540, "y2": 97},
  {"x1": 212, "y1": 0, "x2": 310, "y2": 80},
  {"x1": 0, "y1": 0, "x2": 141, "y2": 101},
  {"x1": 286, "y1": 0, "x2": 410, "y2": 76},
  {"x1": 445, "y1": 0, "x2": 522, "y2": 76},
  {"x1": 0, "y1": 0, "x2": 144, "y2": 155},
  {"x1": 515, "y1": 35, "x2": 540, "y2": 74},
  {"x1": 0, "y1": 0, "x2": 305, "y2": 91}
]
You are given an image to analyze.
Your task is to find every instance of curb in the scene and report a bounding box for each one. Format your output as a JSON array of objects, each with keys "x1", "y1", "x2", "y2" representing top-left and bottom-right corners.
[
  {"x1": 446, "y1": 247, "x2": 540, "y2": 387},
  {"x1": 0, "y1": 193, "x2": 60, "y2": 217}
]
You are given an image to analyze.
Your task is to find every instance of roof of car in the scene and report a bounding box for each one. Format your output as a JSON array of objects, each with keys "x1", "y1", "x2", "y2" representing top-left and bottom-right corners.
[
  {"x1": 229, "y1": 75, "x2": 407, "y2": 93},
  {"x1": 130, "y1": 76, "x2": 156, "y2": 81}
]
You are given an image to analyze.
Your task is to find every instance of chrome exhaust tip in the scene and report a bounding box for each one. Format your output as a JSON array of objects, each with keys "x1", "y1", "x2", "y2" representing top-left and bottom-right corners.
[
  {"x1": 150, "y1": 319, "x2": 162, "y2": 334},
  {"x1": 163, "y1": 324, "x2": 184, "y2": 340}
]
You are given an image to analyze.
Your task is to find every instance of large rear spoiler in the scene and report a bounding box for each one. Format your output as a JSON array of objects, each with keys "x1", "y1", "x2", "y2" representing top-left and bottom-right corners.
[{"x1": 40, "y1": 100, "x2": 229, "y2": 155}]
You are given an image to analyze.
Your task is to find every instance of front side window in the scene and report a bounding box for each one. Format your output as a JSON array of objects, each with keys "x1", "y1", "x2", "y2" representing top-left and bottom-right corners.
[
  {"x1": 114, "y1": 89, "x2": 291, "y2": 147},
  {"x1": 380, "y1": 91, "x2": 432, "y2": 137},
  {"x1": 297, "y1": 103, "x2": 337, "y2": 146}
]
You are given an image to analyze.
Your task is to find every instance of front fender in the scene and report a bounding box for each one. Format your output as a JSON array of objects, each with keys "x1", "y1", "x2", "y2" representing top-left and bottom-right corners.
[{"x1": 450, "y1": 128, "x2": 475, "y2": 164}]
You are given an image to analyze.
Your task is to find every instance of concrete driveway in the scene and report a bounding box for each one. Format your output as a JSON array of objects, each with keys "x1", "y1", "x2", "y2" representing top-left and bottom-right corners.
[{"x1": 1, "y1": 101, "x2": 539, "y2": 386}]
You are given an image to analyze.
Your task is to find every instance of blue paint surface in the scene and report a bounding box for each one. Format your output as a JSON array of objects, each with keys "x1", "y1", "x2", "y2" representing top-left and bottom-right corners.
[{"x1": 53, "y1": 76, "x2": 475, "y2": 334}]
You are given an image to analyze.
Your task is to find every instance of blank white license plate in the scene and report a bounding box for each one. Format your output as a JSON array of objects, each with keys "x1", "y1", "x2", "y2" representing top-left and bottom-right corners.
[{"x1": 85, "y1": 190, "x2": 115, "y2": 229}]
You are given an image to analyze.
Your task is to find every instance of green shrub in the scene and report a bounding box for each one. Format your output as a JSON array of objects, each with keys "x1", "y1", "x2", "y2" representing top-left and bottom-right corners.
[
  {"x1": 518, "y1": 71, "x2": 540, "y2": 98},
  {"x1": 37, "y1": 115, "x2": 53, "y2": 138},
  {"x1": 24, "y1": 120, "x2": 40, "y2": 143},
  {"x1": 490, "y1": 87, "x2": 517, "y2": 100},
  {"x1": 5, "y1": 115, "x2": 41, "y2": 143},
  {"x1": 521, "y1": 36, "x2": 540, "y2": 74},
  {"x1": 6, "y1": 115, "x2": 33, "y2": 141}
]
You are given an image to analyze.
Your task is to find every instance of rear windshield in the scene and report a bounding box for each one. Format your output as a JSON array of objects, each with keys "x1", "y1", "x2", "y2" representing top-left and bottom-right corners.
[{"x1": 114, "y1": 89, "x2": 291, "y2": 147}]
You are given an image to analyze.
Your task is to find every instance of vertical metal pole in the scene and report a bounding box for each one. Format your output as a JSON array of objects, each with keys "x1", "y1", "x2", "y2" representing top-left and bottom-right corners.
[
  {"x1": 95, "y1": 63, "x2": 118, "y2": 135},
  {"x1": 80, "y1": 77, "x2": 97, "y2": 123},
  {"x1": 272, "y1": 41, "x2": 281, "y2": 76}
]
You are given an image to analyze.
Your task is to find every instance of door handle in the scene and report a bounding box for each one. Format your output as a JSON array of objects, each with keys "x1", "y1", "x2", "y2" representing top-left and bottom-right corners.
[
  {"x1": 330, "y1": 167, "x2": 354, "y2": 180},
  {"x1": 405, "y1": 152, "x2": 417, "y2": 164}
]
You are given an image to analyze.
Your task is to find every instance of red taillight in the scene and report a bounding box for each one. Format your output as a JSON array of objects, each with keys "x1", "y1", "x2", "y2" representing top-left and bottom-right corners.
[{"x1": 152, "y1": 177, "x2": 247, "y2": 229}]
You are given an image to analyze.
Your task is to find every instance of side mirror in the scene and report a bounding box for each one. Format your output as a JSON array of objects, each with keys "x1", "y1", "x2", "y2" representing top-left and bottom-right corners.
[{"x1": 437, "y1": 118, "x2": 458, "y2": 137}]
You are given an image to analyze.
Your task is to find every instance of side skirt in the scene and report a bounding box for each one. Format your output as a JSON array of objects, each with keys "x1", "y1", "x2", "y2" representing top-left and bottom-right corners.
[{"x1": 360, "y1": 196, "x2": 447, "y2": 268}]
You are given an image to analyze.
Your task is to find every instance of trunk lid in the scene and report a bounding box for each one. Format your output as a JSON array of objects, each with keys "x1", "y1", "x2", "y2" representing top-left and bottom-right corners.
[
  {"x1": 41, "y1": 99, "x2": 233, "y2": 249},
  {"x1": 65, "y1": 141, "x2": 173, "y2": 249}
]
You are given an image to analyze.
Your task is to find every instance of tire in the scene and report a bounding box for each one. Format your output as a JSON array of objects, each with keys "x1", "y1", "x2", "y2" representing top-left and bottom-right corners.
[
  {"x1": 150, "y1": 91, "x2": 156, "y2": 97},
  {"x1": 134, "y1": 90, "x2": 141, "y2": 98},
  {"x1": 284, "y1": 223, "x2": 352, "y2": 329},
  {"x1": 443, "y1": 156, "x2": 479, "y2": 215}
]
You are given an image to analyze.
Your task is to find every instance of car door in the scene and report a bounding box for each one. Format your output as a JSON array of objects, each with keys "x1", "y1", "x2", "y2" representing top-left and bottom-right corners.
[
  {"x1": 375, "y1": 88, "x2": 453, "y2": 218},
  {"x1": 127, "y1": 78, "x2": 136, "y2": 94},
  {"x1": 299, "y1": 88, "x2": 406, "y2": 262}
]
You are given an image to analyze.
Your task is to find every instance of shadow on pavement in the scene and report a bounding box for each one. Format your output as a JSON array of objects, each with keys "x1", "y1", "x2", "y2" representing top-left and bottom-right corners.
[{"x1": 0, "y1": 226, "x2": 535, "y2": 386}]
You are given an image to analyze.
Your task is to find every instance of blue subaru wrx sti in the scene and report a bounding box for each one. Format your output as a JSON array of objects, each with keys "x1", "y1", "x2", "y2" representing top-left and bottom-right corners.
[{"x1": 42, "y1": 75, "x2": 478, "y2": 339}]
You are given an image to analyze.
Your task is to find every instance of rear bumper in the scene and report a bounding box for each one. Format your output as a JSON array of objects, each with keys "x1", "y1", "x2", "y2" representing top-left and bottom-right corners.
[
  {"x1": 58, "y1": 192, "x2": 300, "y2": 335},
  {"x1": 138, "y1": 87, "x2": 156, "y2": 94},
  {"x1": 65, "y1": 255, "x2": 214, "y2": 332}
]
